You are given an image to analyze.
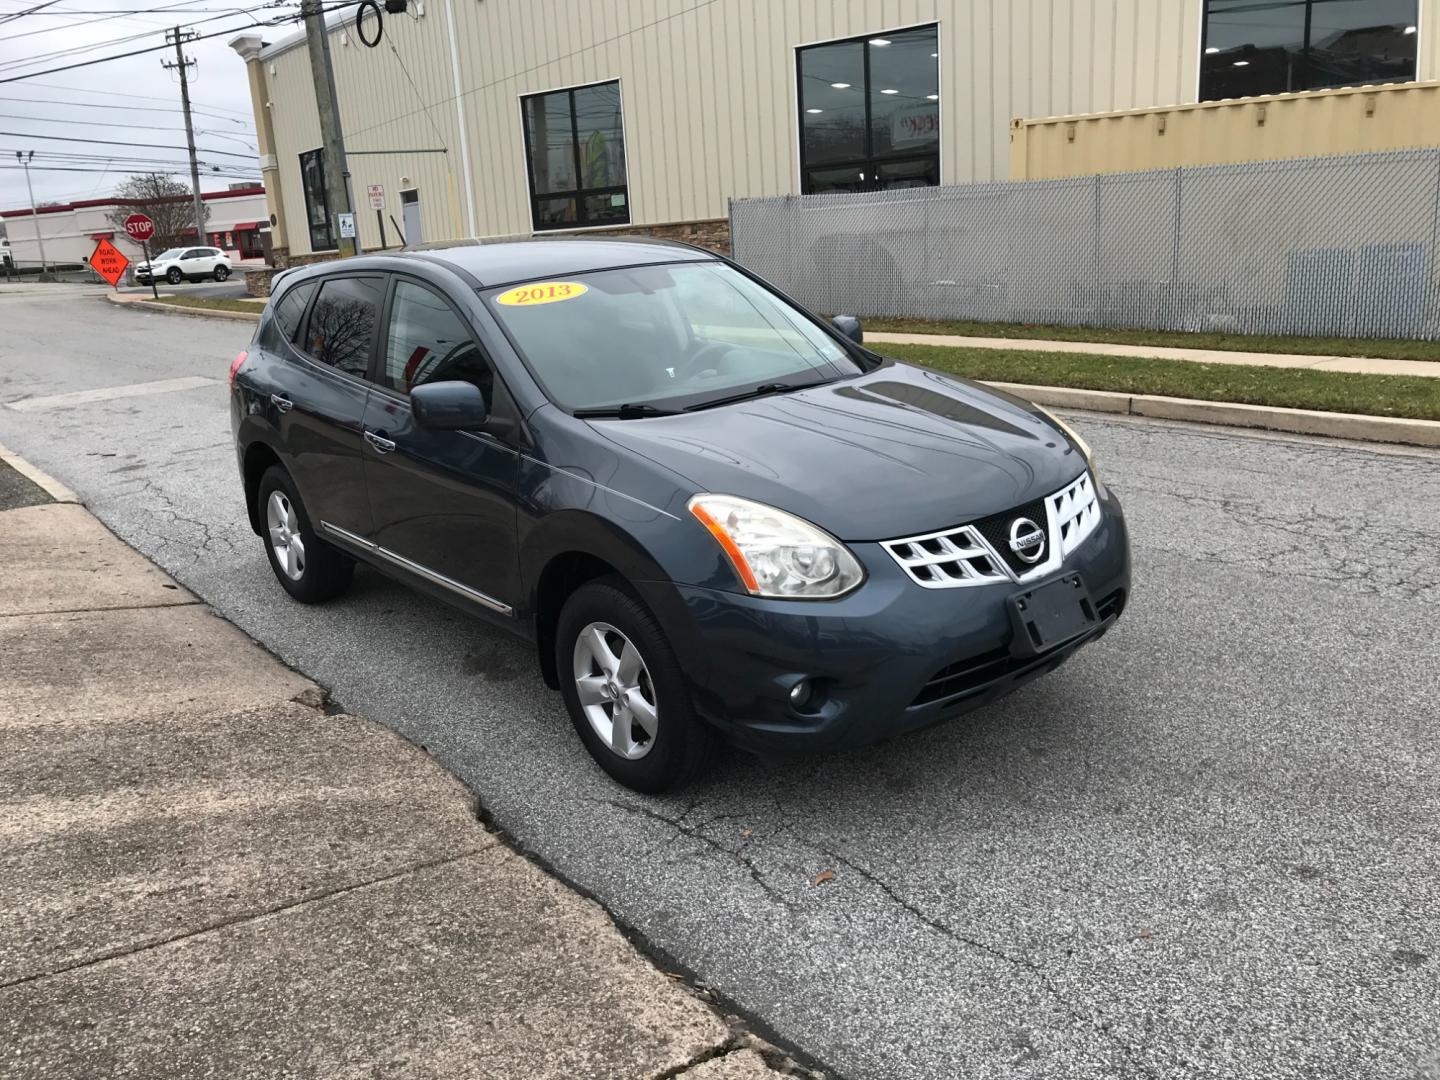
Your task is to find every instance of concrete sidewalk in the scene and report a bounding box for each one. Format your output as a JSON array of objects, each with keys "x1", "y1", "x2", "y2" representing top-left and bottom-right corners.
[
  {"x1": 0, "y1": 458, "x2": 795, "y2": 1079},
  {"x1": 866, "y1": 330, "x2": 1440, "y2": 378}
]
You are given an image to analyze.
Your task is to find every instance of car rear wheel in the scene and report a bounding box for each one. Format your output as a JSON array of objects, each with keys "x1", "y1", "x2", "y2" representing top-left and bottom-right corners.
[
  {"x1": 166, "y1": 267, "x2": 182, "y2": 284},
  {"x1": 213, "y1": 265, "x2": 230, "y2": 282},
  {"x1": 257, "y1": 465, "x2": 354, "y2": 603},
  {"x1": 556, "y1": 577, "x2": 715, "y2": 792}
]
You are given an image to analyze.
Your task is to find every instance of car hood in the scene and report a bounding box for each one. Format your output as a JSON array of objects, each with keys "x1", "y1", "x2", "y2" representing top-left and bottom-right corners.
[{"x1": 591, "y1": 362, "x2": 1089, "y2": 540}]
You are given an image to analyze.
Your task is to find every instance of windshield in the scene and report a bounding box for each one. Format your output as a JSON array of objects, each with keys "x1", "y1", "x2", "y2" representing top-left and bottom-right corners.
[
  {"x1": 484, "y1": 261, "x2": 862, "y2": 413},
  {"x1": 153, "y1": 248, "x2": 185, "y2": 261}
]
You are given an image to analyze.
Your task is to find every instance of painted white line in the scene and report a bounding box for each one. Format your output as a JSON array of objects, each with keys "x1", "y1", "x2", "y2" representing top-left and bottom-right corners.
[
  {"x1": 5, "y1": 375, "x2": 221, "y2": 413},
  {"x1": 0, "y1": 440, "x2": 78, "y2": 503}
]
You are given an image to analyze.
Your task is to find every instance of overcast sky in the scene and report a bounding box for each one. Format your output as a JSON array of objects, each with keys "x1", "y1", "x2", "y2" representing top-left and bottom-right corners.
[{"x1": 0, "y1": 0, "x2": 301, "y2": 211}]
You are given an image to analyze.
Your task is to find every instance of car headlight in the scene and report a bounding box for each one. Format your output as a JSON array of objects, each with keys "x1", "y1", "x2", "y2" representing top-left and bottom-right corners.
[
  {"x1": 1038, "y1": 406, "x2": 1097, "y2": 478},
  {"x1": 688, "y1": 494, "x2": 864, "y2": 599}
]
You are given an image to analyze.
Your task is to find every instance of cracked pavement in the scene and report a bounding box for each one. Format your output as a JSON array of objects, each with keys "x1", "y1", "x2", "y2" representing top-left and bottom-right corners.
[{"x1": 2, "y1": 291, "x2": 1438, "y2": 1079}]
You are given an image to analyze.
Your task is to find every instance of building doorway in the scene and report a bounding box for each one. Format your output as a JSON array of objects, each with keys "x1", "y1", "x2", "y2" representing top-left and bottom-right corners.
[{"x1": 400, "y1": 189, "x2": 421, "y2": 246}]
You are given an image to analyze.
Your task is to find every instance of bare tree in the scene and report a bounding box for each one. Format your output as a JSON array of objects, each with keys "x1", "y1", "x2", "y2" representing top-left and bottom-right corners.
[{"x1": 105, "y1": 174, "x2": 209, "y2": 250}]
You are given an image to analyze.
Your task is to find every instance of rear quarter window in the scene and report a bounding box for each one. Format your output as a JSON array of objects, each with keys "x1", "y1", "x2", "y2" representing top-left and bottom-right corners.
[{"x1": 257, "y1": 280, "x2": 317, "y2": 353}]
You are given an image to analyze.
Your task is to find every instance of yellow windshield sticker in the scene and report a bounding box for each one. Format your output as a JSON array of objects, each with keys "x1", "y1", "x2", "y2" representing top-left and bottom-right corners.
[{"x1": 494, "y1": 281, "x2": 589, "y2": 307}]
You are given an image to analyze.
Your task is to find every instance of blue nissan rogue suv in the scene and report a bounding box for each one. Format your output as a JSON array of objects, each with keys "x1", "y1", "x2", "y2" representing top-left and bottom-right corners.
[{"x1": 230, "y1": 238, "x2": 1130, "y2": 791}]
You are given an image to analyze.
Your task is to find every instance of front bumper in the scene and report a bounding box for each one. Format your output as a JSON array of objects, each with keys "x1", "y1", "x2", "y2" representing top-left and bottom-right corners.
[{"x1": 642, "y1": 485, "x2": 1131, "y2": 755}]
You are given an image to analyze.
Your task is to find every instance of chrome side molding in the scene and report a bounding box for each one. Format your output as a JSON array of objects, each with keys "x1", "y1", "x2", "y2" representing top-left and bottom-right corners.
[{"x1": 319, "y1": 521, "x2": 513, "y2": 616}]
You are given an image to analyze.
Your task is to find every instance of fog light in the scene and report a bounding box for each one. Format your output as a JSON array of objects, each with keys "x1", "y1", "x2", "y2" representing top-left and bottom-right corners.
[{"x1": 788, "y1": 679, "x2": 814, "y2": 709}]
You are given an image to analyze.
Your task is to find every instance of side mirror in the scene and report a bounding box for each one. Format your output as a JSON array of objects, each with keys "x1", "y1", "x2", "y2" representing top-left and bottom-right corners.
[
  {"x1": 831, "y1": 314, "x2": 863, "y2": 344},
  {"x1": 411, "y1": 380, "x2": 489, "y2": 430}
]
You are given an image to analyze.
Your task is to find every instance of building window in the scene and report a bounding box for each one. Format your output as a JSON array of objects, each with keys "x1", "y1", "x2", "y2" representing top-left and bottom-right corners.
[
  {"x1": 797, "y1": 24, "x2": 940, "y2": 195},
  {"x1": 299, "y1": 148, "x2": 335, "y2": 251},
  {"x1": 521, "y1": 80, "x2": 629, "y2": 232},
  {"x1": 1201, "y1": 0, "x2": 1418, "y2": 101}
]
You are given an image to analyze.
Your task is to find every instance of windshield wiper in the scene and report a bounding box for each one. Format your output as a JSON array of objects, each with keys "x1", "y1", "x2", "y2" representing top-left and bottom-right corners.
[
  {"x1": 682, "y1": 380, "x2": 823, "y2": 412},
  {"x1": 572, "y1": 403, "x2": 679, "y2": 419}
]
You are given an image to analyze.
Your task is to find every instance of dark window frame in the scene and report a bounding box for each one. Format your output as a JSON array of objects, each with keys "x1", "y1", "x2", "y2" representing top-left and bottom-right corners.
[
  {"x1": 519, "y1": 79, "x2": 630, "y2": 232},
  {"x1": 795, "y1": 23, "x2": 941, "y2": 195},
  {"x1": 1199, "y1": 0, "x2": 1419, "y2": 101},
  {"x1": 299, "y1": 147, "x2": 336, "y2": 253}
]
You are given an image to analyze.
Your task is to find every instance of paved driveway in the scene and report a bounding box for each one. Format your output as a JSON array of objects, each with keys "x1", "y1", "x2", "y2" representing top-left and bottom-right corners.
[{"x1": 1, "y1": 292, "x2": 1436, "y2": 1080}]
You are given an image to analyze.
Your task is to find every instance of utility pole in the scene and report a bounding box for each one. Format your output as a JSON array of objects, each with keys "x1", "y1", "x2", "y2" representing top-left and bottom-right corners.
[
  {"x1": 15, "y1": 151, "x2": 48, "y2": 277},
  {"x1": 302, "y1": 0, "x2": 359, "y2": 255},
  {"x1": 162, "y1": 27, "x2": 207, "y2": 246}
]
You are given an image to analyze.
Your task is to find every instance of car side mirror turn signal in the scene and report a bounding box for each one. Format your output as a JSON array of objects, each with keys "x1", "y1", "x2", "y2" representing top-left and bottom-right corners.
[{"x1": 831, "y1": 314, "x2": 863, "y2": 344}]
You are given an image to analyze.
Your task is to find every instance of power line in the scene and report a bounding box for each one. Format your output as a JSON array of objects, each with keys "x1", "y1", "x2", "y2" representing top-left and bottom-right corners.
[
  {"x1": 0, "y1": 129, "x2": 257, "y2": 159},
  {"x1": 0, "y1": 111, "x2": 255, "y2": 143},
  {"x1": 0, "y1": 6, "x2": 271, "y2": 74},
  {"x1": 0, "y1": 2, "x2": 359, "y2": 84},
  {"x1": 3, "y1": 0, "x2": 264, "y2": 39},
  {"x1": 17, "y1": 80, "x2": 255, "y2": 115},
  {"x1": 0, "y1": 96, "x2": 255, "y2": 126}
]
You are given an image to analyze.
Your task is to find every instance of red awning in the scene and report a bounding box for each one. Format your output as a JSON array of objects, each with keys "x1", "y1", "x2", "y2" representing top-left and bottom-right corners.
[{"x1": 232, "y1": 221, "x2": 260, "y2": 231}]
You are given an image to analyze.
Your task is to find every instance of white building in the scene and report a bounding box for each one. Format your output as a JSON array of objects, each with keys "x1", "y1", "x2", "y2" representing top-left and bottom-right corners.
[{"x1": 0, "y1": 185, "x2": 269, "y2": 268}]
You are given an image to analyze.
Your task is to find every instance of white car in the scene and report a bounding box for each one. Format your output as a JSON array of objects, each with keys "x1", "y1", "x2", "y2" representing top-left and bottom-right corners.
[{"x1": 134, "y1": 246, "x2": 232, "y2": 285}]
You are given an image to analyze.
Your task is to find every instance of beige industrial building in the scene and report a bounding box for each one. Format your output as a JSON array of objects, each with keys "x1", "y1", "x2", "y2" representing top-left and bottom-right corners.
[{"x1": 231, "y1": 0, "x2": 1440, "y2": 268}]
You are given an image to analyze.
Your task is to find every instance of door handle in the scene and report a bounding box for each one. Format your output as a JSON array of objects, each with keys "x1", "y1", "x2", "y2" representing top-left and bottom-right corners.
[
  {"x1": 364, "y1": 430, "x2": 397, "y2": 454},
  {"x1": 270, "y1": 393, "x2": 293, "y2": 413}
]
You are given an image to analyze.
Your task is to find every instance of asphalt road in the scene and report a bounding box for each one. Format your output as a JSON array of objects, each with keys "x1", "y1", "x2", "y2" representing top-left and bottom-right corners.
[{"x1": 2, "y1": 292, "x2": 1437, "y2": 1080}]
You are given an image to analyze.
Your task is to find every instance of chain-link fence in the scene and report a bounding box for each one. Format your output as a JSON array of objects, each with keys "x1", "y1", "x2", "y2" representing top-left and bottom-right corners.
[{"x1": 730, "y1": 148, "x2": 1440, "y2": 340}]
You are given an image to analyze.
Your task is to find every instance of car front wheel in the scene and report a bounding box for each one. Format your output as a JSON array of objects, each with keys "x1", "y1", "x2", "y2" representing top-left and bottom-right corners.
[
  {"x1": 257, "y1": 465, "x2": 354, "y2": 603},
  {"x1": 166, "y1": 267, "x2": 182, "y2": 284},
  {"x1": 556, "y1": 577, "x2": 715, "y2": 792},
  {"x1": 214, "y1": 265, "x2": 230, "y2": 282}
]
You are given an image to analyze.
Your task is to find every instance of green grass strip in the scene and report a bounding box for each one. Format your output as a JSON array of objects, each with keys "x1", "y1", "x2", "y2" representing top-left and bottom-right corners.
[
  {"x1": 863, "y1": 317, "x2": 1440, "y2": 364},
  {"x1": 881, "y1": 343, "x2": 1440, "y2": 423},
  {"x1": 147, "y1": 296, "x2": 262, "y2": 315}
]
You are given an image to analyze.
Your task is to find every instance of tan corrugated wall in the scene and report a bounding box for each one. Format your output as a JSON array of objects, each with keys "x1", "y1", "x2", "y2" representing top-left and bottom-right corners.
[
  {"x1": 1011, "y1": 0, "x2": 1440, "y2": 180},
  {"x1": 260, "y1": 0, "x2": 1218, "y2": 254},
  {"x1": 1010, "y1": 81, "x2": 1440, "y2": 180}
]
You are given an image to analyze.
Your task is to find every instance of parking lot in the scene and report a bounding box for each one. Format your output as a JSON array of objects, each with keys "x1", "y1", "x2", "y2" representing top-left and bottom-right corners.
[{"x1": 2, "y1": 289, "x2": 1437, "y2": 1080}]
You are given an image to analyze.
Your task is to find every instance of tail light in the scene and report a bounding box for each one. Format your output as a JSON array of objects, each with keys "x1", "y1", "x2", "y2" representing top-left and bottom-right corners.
[{"x1": 229, "y1": 350, "x2": 248, "y2": 386}]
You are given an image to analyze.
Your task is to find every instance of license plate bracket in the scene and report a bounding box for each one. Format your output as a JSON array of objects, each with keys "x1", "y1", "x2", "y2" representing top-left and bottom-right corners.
[{"x1": 1009, "y1": 573, "x2": 1098, "y2": 656}]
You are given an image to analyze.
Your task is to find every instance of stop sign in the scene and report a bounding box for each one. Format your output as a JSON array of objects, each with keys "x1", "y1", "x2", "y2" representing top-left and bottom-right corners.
[{"x1": 123, "y1": 213, "x2": 155, "y2": 243}]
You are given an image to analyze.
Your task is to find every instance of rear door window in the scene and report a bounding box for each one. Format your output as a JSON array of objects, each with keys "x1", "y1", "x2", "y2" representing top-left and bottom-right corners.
[
  {"x1": 302, "y1": 275, "x2": 384, "y2": 378},
  {"x1": 380, "y1": 279, "x2": 493, "y2": 403}
]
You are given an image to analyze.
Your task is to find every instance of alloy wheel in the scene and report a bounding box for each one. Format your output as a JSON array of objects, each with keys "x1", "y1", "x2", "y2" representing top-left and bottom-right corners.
[
  {"x1": 572, "y1": 621, "x2": 658, "y2": 760},
  {"x1": 265, "y1": 490, "x2": 306, "y2": 581}
]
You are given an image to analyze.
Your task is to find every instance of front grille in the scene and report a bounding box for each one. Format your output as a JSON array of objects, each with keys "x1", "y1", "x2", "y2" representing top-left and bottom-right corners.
[
  {"x1": 970, "y1": 497, "x2": 1050, "y2": 577},
  {"x1": 883, "y1": 473, "x2": 1101, "y2": 589}
]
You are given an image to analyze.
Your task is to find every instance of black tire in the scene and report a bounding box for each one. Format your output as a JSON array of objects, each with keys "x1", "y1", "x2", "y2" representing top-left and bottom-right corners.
[
  {"x1": 256, "y1": 465, "x2": 354, "y2": 603},
  {"x1": 166, "y1": 267, "x2": 182, "y2": 284},
  {"x1": 556, "y1": 576, "x2": 716, "y2": 793},
  {"x1": 213, "y1": 265, "x2": 230, "y2": 282}
]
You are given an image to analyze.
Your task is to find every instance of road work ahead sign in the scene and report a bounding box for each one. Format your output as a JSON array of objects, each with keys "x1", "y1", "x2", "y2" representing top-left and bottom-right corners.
[{"x1": 90, "y1": 237, "x2": 129, "y2": 287}]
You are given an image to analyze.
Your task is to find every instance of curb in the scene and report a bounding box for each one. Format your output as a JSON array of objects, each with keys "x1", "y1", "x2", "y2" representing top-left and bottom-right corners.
[
  {"x1": 988, "y1": 381, "x2": 1440, "y2": 449},
  {"x1": 105, "y1": 293, "x2": 261, "y2": 323},
  {"x1": 0, "y1": 439, "x2": 79, "y2": 502}
]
